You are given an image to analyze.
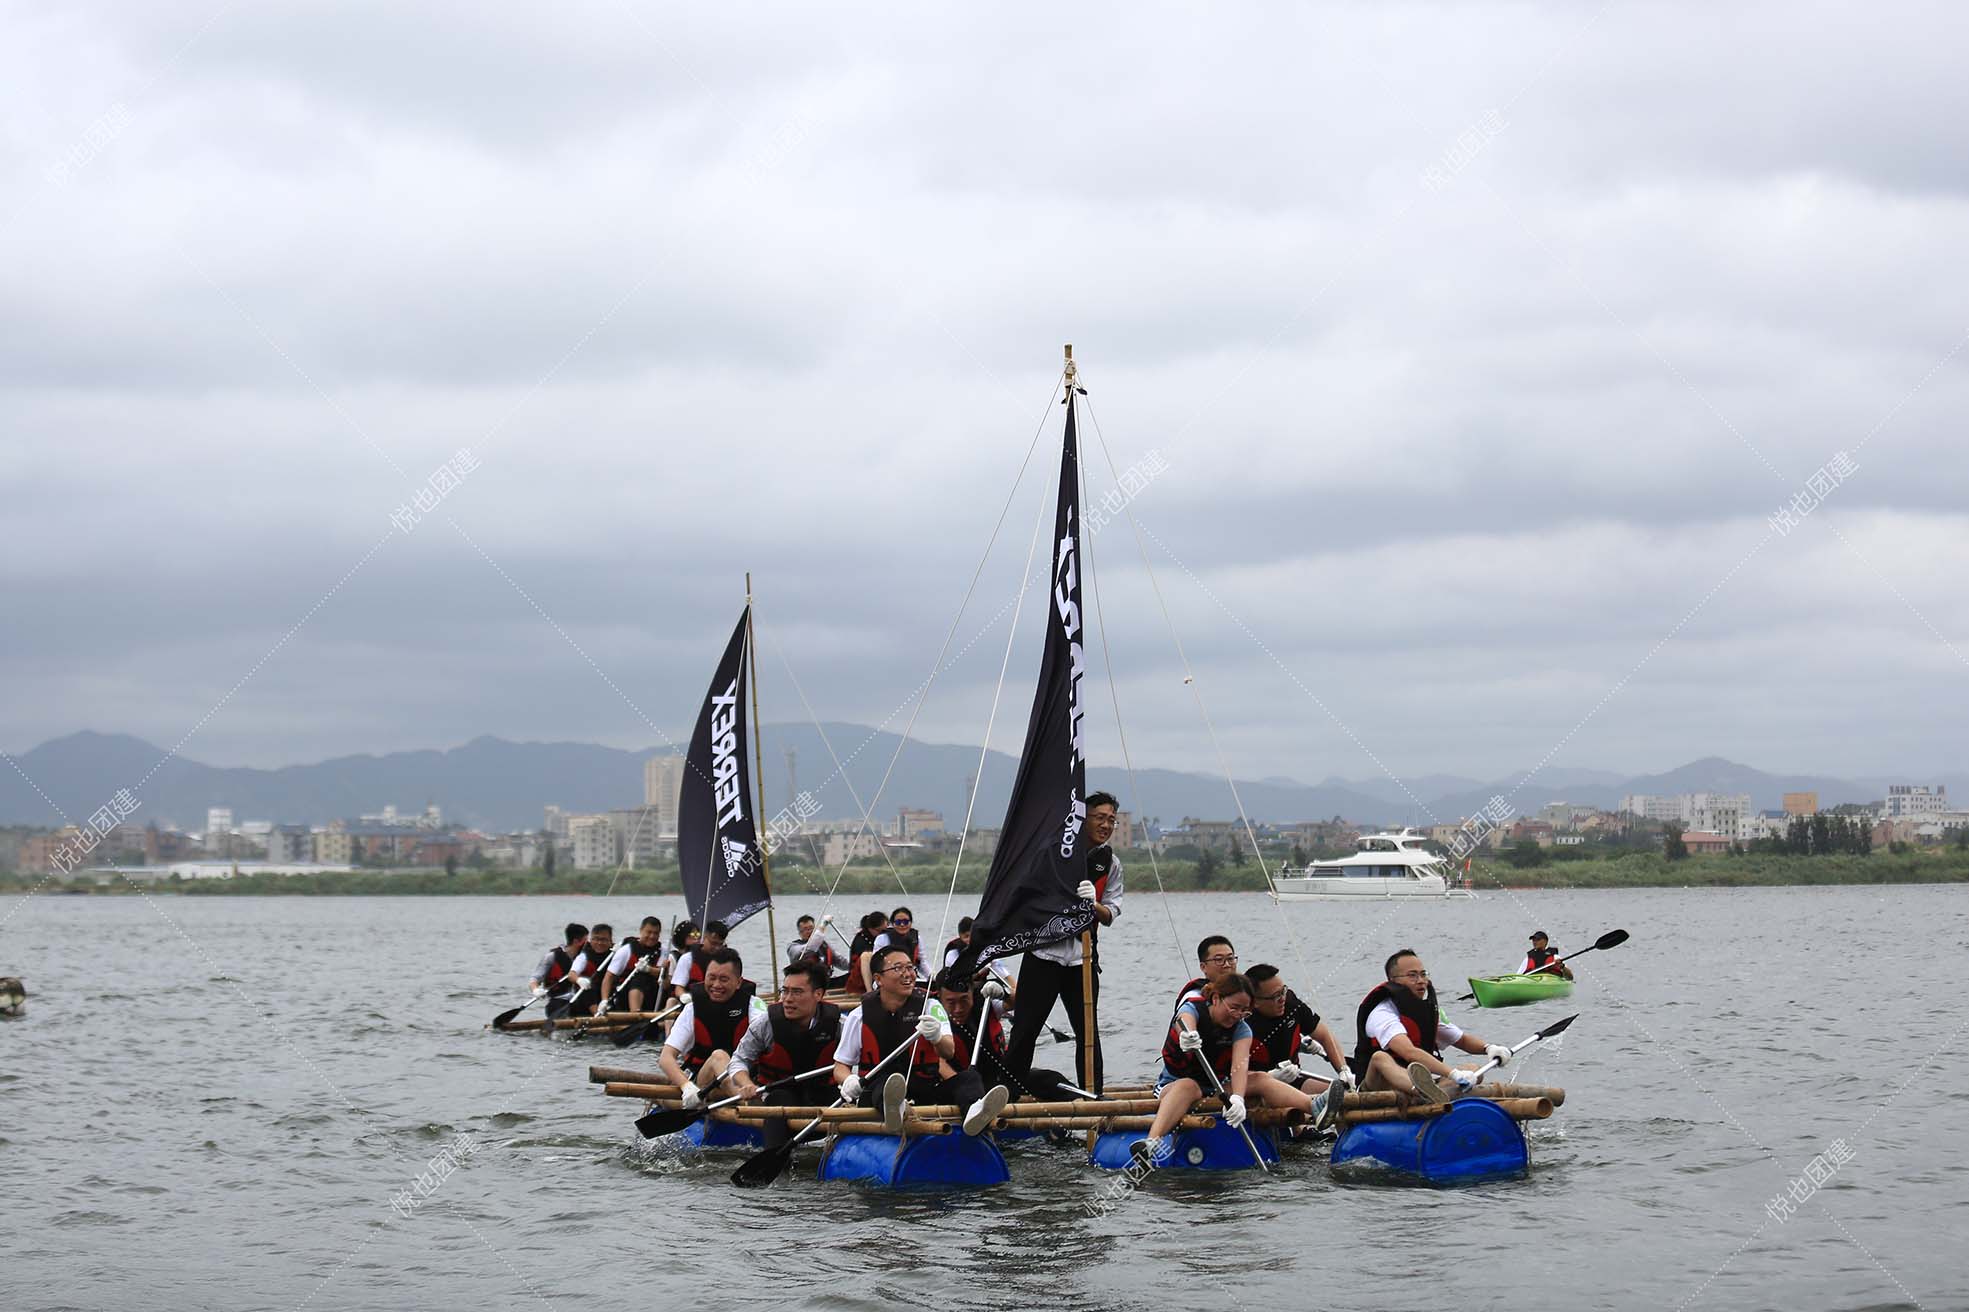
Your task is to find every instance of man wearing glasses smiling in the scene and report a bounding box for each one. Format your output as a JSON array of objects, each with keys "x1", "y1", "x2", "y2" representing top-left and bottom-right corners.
[
  {"x1": 1174, "y1": 935, "x2": 1240, "y2": 1012},
  {"x1": 1350, "y1": 948, "x2": 1512, "y2": 1103}
]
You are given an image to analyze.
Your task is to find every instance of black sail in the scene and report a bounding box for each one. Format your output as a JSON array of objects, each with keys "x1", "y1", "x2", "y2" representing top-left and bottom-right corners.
[
  {"x1": 678, "y1": 607, "x2": 770, "y2": 930},
  {"x1": 951, "y1": 393, "x2": 1098, "y2": 977}
]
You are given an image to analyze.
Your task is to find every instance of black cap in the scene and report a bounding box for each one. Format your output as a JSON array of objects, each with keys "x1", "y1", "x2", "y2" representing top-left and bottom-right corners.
[{"x1": 1529, "y1": 930, "x2": 1548, "y2": 941}]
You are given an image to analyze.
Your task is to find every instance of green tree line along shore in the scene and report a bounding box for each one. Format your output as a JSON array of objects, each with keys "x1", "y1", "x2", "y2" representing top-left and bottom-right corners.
[{"x1": 7, "y1": 843, "x2": 1969, "y2": 896}]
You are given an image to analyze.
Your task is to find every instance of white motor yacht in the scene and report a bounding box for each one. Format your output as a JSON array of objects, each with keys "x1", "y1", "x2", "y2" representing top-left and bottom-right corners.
[{"x1": 1270, "y1": 829, "x2": 1476, "y2": 900}]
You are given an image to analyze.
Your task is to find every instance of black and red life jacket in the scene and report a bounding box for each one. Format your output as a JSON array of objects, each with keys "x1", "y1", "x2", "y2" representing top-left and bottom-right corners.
[
  {"x1": 878, "y1": 928, "x2": 924, "y2": 976},
  {"x1": 1161, "y1": 1002, "x2": 1241, "y2": 1081},
  {"x1": 854, "y1": 988, "x2": 941, "y2": 1082},
  {"x1": 1247, "y1": 1007, "x2": 1304, "y2": 1070},
  {"x1": 605, "y1": 941, "x2": 660, "y2": 1006},
  {"x1": 1525, "y1": 946, "x2": 1558, "y2": 972},
  {"x1": 543, "y1": 944, "x2": 581, "y2": 989},
  {"x1": 943, "y1": 998, "x2": 1007, "y2": 1075},
  {"x1": 750, "y1": 1001, "x2": 843, "y2": 1085},
  {"x1": 681, "y1": 946, "x2": 716, "y2": 988},
  {"x1": 845, "y1": 931, "x2": 877, "y2": 992},
  {"x1": 1349, "y1": 981, "x2": 1442, "y2": 1081},
  {"x1": 1172, "y1": 975, "x2": 1208, "y2": 1014},
  {"x1": 684, "y1": 980, "x2": 758, "y2": 1071}
]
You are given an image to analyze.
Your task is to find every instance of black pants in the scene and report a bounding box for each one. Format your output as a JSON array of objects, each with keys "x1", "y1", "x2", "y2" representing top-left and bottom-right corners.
[
  {"x1": 758, "y1": 1085, "x2": 816, "y2": 1151},
  {"x1": 855, "y1": 1068, "x2": 985, "y2": 1114},
  {"x1": 1006, "y1": 953, "x2": 1103, "y2": 1093}
]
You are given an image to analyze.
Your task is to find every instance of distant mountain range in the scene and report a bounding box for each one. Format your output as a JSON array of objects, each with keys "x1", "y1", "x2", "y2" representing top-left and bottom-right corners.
[{"x1": 0, "y1": 730, "x2": 1953, "y2": 834}]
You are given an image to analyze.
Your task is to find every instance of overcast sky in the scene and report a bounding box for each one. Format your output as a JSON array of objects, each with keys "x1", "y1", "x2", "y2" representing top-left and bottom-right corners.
[{"x1": 3, "y1": 1, "x2": 1965, "y2": 796}]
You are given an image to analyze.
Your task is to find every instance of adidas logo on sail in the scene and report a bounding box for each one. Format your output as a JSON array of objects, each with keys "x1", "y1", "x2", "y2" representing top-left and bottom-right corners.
[{"x1": 721, "y1": 836, "x2": 752, "y2": 878}]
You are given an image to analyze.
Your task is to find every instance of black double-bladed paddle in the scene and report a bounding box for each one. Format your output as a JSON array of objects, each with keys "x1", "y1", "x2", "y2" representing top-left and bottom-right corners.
[
  {"x1": 1456, "y1": 929, "x2": 1628, "y2": 1001},
  {"x1": 635, "y1": 1065, "x2": 833, "y2": 1139},
  {"x1": 730, "y1": 1033, "x2": 920, "y2": 1188}
]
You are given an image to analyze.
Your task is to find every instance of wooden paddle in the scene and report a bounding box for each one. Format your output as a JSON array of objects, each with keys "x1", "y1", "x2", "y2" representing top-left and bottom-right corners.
[
  {"x1": 1460, "y1": 1013, "x2": 1577, "y2": 1091},
  {"x1": 730, "y1": 1031, "x2": 919, "y2": 1188},
  {"x1": 636, "y1": 1065, "x2": 834, "y2": 1138},
  {"x1": 1455, "y1": 929, "x2": 1628, "y2": 1000}
]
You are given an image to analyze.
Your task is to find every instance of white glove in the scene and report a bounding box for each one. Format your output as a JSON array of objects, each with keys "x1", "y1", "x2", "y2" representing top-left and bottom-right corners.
[
  {"x1": 680, "y1": 1083, "x2": 702, "y2": 1111},
  {"x1": 1224, "y1": 1093, "x2": 1247, "y2": 1128},
  {"x1": 820, "y1": 914, "x2": 833, "y2": 926},
  {"x1": 594, "y1": 1005, "x2": 610, "y2": 1018},
  {"x1": 1178, "y1": 1028, "x2": 1203, "y2": 1053},
  {"x1": 1485, "y1": 1043, "x2": 1512, "y2": 1066},
  {"x1": 979, "y1": 980, "x2": 1008, "y2": 1001},
  {"x1": 915, "y1": 1015, "x2": 941, "y2": 1041},
  {"x1": 568, "y1": 974, "x2": 591, "y2": 994},
  {"x1": 531, "y1": 984, "x2": 548, "y2": 997},
  {"x1": 840, "y1": 1074, "x2": 864, "y2": 1103},
  {"x1": 1452, "y1": 1068, "x2": 1478, "y2": 1090},
  {"x1": 1329, "y1": 1067, "x2": 1356, "y2": 1091},
  {"x1": 1076, "y1": 879, "x2": 1097, "y2": 900},
  {"x1": 1270, "y1": 1061, "x2": 1303, "y2": 1083}
]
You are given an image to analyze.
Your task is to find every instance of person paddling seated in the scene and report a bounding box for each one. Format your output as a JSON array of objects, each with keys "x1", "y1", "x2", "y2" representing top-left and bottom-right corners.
[
  {"x1": 669, "y1": 919, "x2": 727, "y2": 1003},
  {"x1": 832, "y1": 946, "x2": 1010, "y2": 1137},
  {"x1": 1173, "y1": 935, "x2": 1239, "y2": 1012},
  {"x1": 728, "y1": 958, "x2": 843, "y2": 1150},
  {"x1": 842, "y1": 911, "x2": 888, "y2": 994},
  {"x1": 528, "y1": 922, "x2": 591, "y2": 1019},
  {"x1": 1521, "y1": 931, "x2": 1572, "y2": 980},
  {"x1": 1245, "y1": 963, "x2": 1352, "y2": 1097},
  {"x1": 599, "y1": 916, "x2": 666, "y2": 1016},
  {"x1": 864, "y1": 906, "x2": 928, "y2": 986},
  {"x1": 932, "y1": 967, "x2": 1071, "y2": 1105},
  {"x1": 787, "y1": 913, "x2": 842, "y2": 979},
  {"x1": 658, "y1": 948, "x2": 766, "y2": 1111},
  {"x1": 1135, "y1": 974, "x2": 1343, "y2": 1168},
  {"x1": 562, "y1": 923, "x2": 615, "y2": 1018},
  {"x1": 1351, "y1": 948, "x2": 1513, "y2": 1105}
]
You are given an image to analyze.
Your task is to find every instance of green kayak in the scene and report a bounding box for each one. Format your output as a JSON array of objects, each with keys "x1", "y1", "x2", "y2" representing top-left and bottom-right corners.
[{"x1": 1466, "y1": 972, "x2": 1573, "y2": 1008}]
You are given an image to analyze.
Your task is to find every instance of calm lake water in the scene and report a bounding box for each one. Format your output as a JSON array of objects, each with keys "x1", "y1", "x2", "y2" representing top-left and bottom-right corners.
[{"x1": 2, "y1": 885, "x2": 1964, "y2": 1312}]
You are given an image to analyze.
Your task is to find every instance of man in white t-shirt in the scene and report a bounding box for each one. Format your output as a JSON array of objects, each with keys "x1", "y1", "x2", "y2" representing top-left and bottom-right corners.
[
  {"x1": 658, "y1": 949, "x2": 766, "y2": 1108},
  {"x1": 833, "y1": 946, "x2": 1008, "y2": 1135},
  {"x1": 1350, "y1": 948, "x2": 1512, "y2": 1104}
]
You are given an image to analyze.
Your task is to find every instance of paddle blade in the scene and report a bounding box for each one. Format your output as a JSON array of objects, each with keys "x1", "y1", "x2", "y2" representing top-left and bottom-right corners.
[
  {"x1": 491, "y1": 1006, "x2": 525, "y2": 1029},
  {"x1": 1594, "y1": 929, "x2": 1629, "y2": 951},
  {"x1": 1536, "y1": 1013, "x2": 1579, "y2": 1040},
  {"x1": 611, "y1": 1019, "x2": 653, "y2": 1049},
  {"x1": 635, "y1": 1107, "x2": 701, "y2": 1139},
  {"x1": 730, "y1": 1142, "x2": 795, "y2": 1189}
]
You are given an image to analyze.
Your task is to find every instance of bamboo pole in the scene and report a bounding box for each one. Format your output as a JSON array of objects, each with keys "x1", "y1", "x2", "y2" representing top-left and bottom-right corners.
[
  {"x1": 1080, "y1": 929, "x2": 1097, "y2": 1153},
  {"x1": 1336, "y1": 1096, "x2": 1552, "y2": 1126},
  {"x1": 1340, "y1": 1084, "x2": 1564, "y2": 1111},
  {"x1": 588, "y1": 1065, "x2": 667, "y2": 1086},
  {"x1": 744, "y1": 575, "x2": 780, "y2": 975}
]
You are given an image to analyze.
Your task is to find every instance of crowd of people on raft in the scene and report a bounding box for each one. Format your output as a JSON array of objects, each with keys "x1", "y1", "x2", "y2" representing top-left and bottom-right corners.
[{"x1": 518, "y1": 789, "x2": 1533, "y2": 1161}]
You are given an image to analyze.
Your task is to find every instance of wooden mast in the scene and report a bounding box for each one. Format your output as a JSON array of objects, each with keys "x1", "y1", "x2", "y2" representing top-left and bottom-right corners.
[{"x1": 746, "y1": 572, "x2": 780, "y2": 971}]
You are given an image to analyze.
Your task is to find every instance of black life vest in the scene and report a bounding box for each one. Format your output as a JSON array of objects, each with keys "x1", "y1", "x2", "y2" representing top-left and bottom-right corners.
[
  {"x1": 1248, "y1": 1008, "x2": 1303, "y2": 1070},
  {"x1": 1525, "y1": 946, "x2": 1558, "y2": 971},
  {"x1": 943, "y1": 998, "x2": 1007, "y2": 1075},
  {"x1": 878, "y1": 928, "x2": 924, "y2": 976},
  {"x1": 751, "y1": 1001, "x2": 843, "y2": 1085},
  {"x1": 792, "y1": 936, "x2": 840, "y2": 973},
  {"x1": 1161, "y1": 1002, "x2": 1241, "y2": 1080},
  {"x1": 605, "y1": 941, "x2": 660, "y2": 1007},
  {"x1": 685, "y1": 980, "x2": 758, "y2": 1070},
  {"x1": 854, "y1": 988, "x2": 941, "y2": 1082},
  {"x1": 682, "y1": 946, "x2": 715, "y2": 987},
  {"x1": 544, "y1": 944, "x2": 580, "y2": 990},
  {"x1": 1349, "y1": 981, "x2": 1441, "y2": 1081},
  {"x1": 943, "y1": 937, "x2": 967, "y2": 970}
]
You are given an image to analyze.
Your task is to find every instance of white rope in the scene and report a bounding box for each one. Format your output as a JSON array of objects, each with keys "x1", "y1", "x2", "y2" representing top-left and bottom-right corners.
[
  {"x1": 1080, "y1": 391, "x2": 1324, "y2": 1008},
  {"x1": 815, "y1": 382, "x2": 1063, "y2": 915},
  {"x1": 1076, "y1": 409, "x2": 1191, "y2": 976},
  {"x1": 934, "y1": 411, "x2": 1056, "y2": 954}
]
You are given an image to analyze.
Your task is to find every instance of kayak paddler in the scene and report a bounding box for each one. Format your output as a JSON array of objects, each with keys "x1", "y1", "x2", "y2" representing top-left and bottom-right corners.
[
  {"x1": 1350, "y1": 948, "x2": 1514, "y2": 1104},
  {"x1": 1521, "y1": 931, "x2": 1572, "y2": 979}
]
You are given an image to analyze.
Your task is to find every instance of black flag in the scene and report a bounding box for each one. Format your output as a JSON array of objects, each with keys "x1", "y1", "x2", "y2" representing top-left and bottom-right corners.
[
  {"x1": 952, "y1": 394, "x2": 1098, "y2": 977},
  {"x1": 679, "y1": 608, "x2": 770, "y2": 930}
]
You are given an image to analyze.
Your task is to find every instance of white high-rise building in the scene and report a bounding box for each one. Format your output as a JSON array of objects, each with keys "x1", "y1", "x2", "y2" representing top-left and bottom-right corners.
[
  {"x1": 644, "y1": 755, "x2": 686, "y2": 835},
  {"x1": 569, "y1": 815, "x2": 617, "y2": 870},
  {"x1": 1885, "y1": 785, "x2": 1947, "y2": 818},
  {"x1": 206, "y1": 806, "x2": 234, "y2": 837}
]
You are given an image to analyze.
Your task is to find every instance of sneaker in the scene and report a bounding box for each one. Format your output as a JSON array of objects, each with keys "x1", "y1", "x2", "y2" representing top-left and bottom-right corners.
[
  {"x1": 963, "y1": 1084, "x2": 1011, "y2": 1136},
  {"x1": 881, "y1": 1073, "x2": 908, "y2": 1134},
  {"x1": 1128, "y1": 1136, "x2": 1165, "y2": 1170},
  {"x1": 1312, "y1": 1084, "x2": 1343, "y2": 1132},
  {"x1": 1407, "y1": 1061, "x2": 1451, "y2": 1105}
]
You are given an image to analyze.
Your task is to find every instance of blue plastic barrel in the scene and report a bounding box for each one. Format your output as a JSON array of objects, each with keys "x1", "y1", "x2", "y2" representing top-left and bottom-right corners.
[
  {"x1": 1330, "y1": 1097, "x2": 1528, "y2": 1182},
  {"x1": 817, "y1": 1130, "x2": 1011, "y2": 1188},
  {"x1": 1090, "y1": 1122, "x2": 1280, "y2": 1171},
  {"x1": 676, "y1": 1115, "x2": 764, "y2": 1150}
]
